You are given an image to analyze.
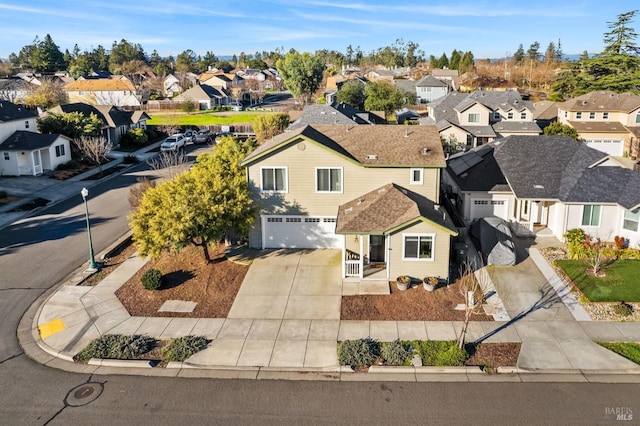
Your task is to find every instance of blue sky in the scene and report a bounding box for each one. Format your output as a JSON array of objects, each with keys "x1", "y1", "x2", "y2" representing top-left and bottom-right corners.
[{"x1": 0, "y1": 1, "x2": 638, "y2": 60}]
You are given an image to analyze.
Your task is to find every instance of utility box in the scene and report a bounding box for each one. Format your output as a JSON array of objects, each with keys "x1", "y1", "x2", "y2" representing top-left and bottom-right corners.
[{"x1": 454, "y1": 243, "x2": 469, "y2": 263}]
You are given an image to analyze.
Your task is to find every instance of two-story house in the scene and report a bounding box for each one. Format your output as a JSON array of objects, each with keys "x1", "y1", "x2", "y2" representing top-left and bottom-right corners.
[
  {"x1": 241, "y1": 124, "x2": 458, "y2": 282},
  {"x1": 0, "y1": 101, "x2": 71, "y2": 176},
  {"x1": 415, "y1": 75, "x2": 451, "y2": 104},
  {"x1": 426, "y1": 91, "x2": 540, "y2": 150},
  {"x1": 557, "y1": 91, "x2": 640, "y2": 157},
  {"x1": 64, "y1": 76, "x2": 143, "y2": 107}
]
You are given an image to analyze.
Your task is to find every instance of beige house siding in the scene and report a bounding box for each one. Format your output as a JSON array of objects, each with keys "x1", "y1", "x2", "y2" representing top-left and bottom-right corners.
[
  {"x1": 458, "y1": 103, "x2": 492, "y2": 126},
  {"x1": 388, "y1": 221, "x2": 451, "y2": 281},
  {"x1": 439, "y1": 126, "x2": 469, "y2": 147},
  {"x1": 246, "y1": 140, "x2": 441, "y2": 216}
]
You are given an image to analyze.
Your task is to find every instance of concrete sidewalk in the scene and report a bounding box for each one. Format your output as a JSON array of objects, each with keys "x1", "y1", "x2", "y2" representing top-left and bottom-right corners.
[{"x1": 18, "y1": 241, "x2": 640, "y2": 382}]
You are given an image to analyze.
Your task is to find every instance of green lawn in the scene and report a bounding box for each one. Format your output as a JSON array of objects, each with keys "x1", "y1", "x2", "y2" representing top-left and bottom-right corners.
[
  {"x1": 556, "y1": 259, "x2": 640, "y2": 302},
  {"x1": 147, "y1": 111, "x2": 275, "y2": 126},
  {"x1": 597, "y1": 342, "x2": 640, "y2": 365}
]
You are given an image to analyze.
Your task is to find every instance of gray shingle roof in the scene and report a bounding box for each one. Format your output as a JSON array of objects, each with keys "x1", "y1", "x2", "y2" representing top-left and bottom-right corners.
[
  {"x1": 288, "y1": 103, "x2": 383, "y2": 130},
  {"x1": 0, "y1": 100, "x2": 37, "y2": 122},
  {"x1": 0, "y1": 131, "x2": 62, "y2": 151},
  {"x1": 49, "y1": 103, "x2": 132, "y2": 127},
  {"x1": 558, "y1": 91, "x2": 640, "y2": 113},
  {"x1": 492, "y1": 121, "x2": 541, "y2": 133},
  {"x1": 416, "y1": 75, "x2": 449, "y2": 88}
]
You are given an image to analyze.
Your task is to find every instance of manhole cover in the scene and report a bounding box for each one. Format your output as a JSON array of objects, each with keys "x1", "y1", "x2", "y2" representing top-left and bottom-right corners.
[{"x1": 65, "y1": 382, "x2": 103, "y2": 407}]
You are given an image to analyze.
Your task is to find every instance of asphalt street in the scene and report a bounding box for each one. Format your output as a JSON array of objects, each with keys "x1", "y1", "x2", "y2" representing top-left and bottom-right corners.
[{"x1": 0, "y1": 146, "x2": 638, "y2": 425}]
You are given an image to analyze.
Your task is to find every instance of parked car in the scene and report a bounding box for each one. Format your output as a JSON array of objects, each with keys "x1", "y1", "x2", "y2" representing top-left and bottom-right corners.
[
  {"x1": 215, "y1": 132, "x2": 231, "y2": 144},
  {"x1": 183, "y1": 130, "x2": 197, "y2": 143},
  {"x1": 160, "y1": 134, "x2": 186, "y2": 151},
  {"x1": 193, "y1": 129, "x2": 214, "y2": 144},
  {"x1": 229, "y1": 101, "x2": 243, "y2": 111}
]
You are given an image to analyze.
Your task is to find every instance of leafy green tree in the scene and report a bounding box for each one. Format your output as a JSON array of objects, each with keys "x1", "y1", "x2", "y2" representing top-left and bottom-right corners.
[
  {"x1": 252, "y1": 113, "x2": 290, "y2": 142},
  {"x1": 364, "y1": 81, "x2": 404, "y2": 118},
  {"x1": 23, "y1": 80, "x2": 68, "y2": 109},
  {"x1": 438, "y1": 52, "x2": 449, "y2": 68},
  {"x1": 276, "y1": 51, "x2": 325, "y2": 105},
  {"x1": 449, "y1": 49, "x2": 461, "y2": 70},
  {"x1": 14, "y1": 35, "x2": 66, "y2": 72},
  {"x1": 527, "y1": 42, "x2": 541, "y2": 62},
  {"x1": 108, "y1": 39, "x2": 146, "y2": 74},
  {"x1": 336, "y1": 80, "x2": 366, "y2": 109},
  {"x1": 37, "y1": 112, "x2": 103, "y2": 139},
  {"x1": 459, "y1": 51, "x2": 475, "y2": 74},
  {"x1": 543, "y1": 122, "x2": 580, "y2": 140},
  {"x1": 176, "y1": 49, "x2": 198, "y2": 73},
  {"x1": 603, "y1": 9, "x2": 640, "y2": 55},
  {"x1": 129, "y1": 137, "x2": 256, "y2": 262}
]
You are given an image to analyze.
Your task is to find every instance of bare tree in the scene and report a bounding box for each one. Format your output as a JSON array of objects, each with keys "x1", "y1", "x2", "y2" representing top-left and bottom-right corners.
[
  {"x1": 146, "y1": 149, "x2": 188, "y2": 179},
  {"x1": 128, "y1": 177, "x2": 157, "y2": 211},
  {"x1": 456, "y1": 259, "x2": 489, "y2": 349},
  {"x1": 74, "y1": 136, "x2": 113, "y2": 176}
]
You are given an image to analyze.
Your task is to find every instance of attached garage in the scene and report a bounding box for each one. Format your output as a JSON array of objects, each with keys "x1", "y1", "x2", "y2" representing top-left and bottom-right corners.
[
  {"x1": 261, "y1": 215, "x2": 343, "y2": 249},
  {"x1": 583, "y1": 139, "x2": 624, "y2": 156},
  {"x1": 469, "y1": 198, "x2": 509, "y2": 221}
]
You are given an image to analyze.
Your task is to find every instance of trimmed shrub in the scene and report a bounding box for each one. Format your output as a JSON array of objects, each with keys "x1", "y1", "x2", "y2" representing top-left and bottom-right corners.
[
  {"x1": 75, "y1": 334, "x2": 155, "y2": 361},
  {"x1": 162, "y1": 335, "x2": 208, "y2": 362},
  {"x1": 564, "y1": 228, "x2": 588, "y2": 259},
  {"x1": 619, "y1": 249, "x2": 640, "y2": 260},
  {"x1": 613, "y1": 302, "x2": 634, "y2": 317},
  {"x1": 380, "y1": 340, "x2": 411, "y2": 366},
  {"x1": 337, "y1": 338, "x2": 380, "y2": 367},
  {"x1": 141, "y1": 268, "x2": 162, "y2": 290},
  {"x1": 414, "y1": 340, "x2": 467, "y2": 366}
]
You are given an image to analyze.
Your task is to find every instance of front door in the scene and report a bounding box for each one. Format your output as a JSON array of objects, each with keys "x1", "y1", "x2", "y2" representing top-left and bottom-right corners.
[{"x1": 369, "y1": 235, "x2": 385, "y2": 263}]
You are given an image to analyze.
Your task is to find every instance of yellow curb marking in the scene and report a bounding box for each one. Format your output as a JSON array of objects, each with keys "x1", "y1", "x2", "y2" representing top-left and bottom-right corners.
[{"x1": 39, "y1": 318, "x2": 65, "y2": 339}]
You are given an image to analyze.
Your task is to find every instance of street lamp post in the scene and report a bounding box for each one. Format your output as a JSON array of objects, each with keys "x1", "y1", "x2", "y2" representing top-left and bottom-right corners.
[{"x1": 80, "y1": 187, "x2": 98, "y2": 271}]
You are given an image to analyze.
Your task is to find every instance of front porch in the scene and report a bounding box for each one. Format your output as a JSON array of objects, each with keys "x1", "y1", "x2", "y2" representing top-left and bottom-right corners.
[{"x1": 510, "y1": 199, "x2": 555, "y2": 238}]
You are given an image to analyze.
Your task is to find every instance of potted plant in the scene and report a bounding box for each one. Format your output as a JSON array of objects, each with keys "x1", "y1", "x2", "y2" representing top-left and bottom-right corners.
[
  {"x1": 396, "y1": 275, "x2": 411, "y2": 291},
  {"x1": 423, "y1": 276, "x2": 438, "y2": 291}
]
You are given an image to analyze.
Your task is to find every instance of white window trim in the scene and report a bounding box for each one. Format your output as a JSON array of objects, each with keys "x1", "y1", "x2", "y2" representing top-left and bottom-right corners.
[
  {"x1": 260, "y1": 166, "x2": 288, "y2": 193},
  {"x1": 622, "y1": 208, "x2": 640, "y2": 233},
  {"x1": 402, "y1": 233, "x2": 435, "y2": 262},
  {"x1": 581, "y1": 204, "x2": 601, "y2": 227},
  {"x1": 410, "y1": 168, "x2": 423, "y2": 185},
  {"x1": 468, "y1": 113, "x2": 480, "y2": 123},
  {"x1": 315, "y1": 166, "x2": 343, "y2": 193}
]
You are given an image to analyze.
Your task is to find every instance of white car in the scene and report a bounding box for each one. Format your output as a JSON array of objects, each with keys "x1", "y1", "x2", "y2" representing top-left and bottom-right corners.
[
  {"x1": 229, "y1": 102, "x2": 243, "y2": 111},
  {"x1": 160, "y1": 134, "x2": 186, "y2": 151}
]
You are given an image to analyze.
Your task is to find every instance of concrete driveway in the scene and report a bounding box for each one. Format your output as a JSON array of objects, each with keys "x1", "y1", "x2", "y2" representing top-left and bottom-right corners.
[{"x1": 228, "y1": 249, "x2": 342, "y2": 320}]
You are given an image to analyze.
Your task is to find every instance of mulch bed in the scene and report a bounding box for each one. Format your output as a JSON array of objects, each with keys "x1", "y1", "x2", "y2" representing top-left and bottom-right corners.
[
  {"x1": 115, "y1": 244, "x2": 249, "y2": 318},
  {"x1": 465, "y1": 342, "x2": 521, "y2": 370},
  {"x1": 341, "y1": 282, "x2": 494, "y2": 321}
]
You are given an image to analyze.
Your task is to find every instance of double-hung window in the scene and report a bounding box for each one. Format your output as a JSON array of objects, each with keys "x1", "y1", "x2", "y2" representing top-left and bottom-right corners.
[
  {"x1": 582, "y1": 205, "x2": 601, "y2": 227},
  {"x1": 410, "y1": 168, "x2": 423, "y2": 185},
  {"x1": 468, "y1": 113, "x2": 480, "y2": 123},
  {"x1": 316, "y1": 167, "x2": 342, "y2": 193},
  {"x1": 623, "y1": 208, "x2": 640, "y2": 232},
  {"x1": 403, "y1": 234, "x2": 434, "y2": 261},
  {"x1": 261, "y1": 167, "x2": 287, "y2": 192},
  {"x1": 576, "y1": 112, "x2": 582, "y2": 119},
  {"x1": 55, "y1": 145, "x2": 65, "y2": 157},
  {"x1": 520, "y1": 111, "x2": 527, "y2": 120}
]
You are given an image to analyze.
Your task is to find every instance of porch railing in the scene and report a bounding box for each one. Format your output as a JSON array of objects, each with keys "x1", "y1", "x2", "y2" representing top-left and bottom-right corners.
[
  {"x1": 345, "y1": 260, "x2": 360, "y2": 277},
  {"x1": 510, "y1": 219, "x2": 534, "y2": 237}
]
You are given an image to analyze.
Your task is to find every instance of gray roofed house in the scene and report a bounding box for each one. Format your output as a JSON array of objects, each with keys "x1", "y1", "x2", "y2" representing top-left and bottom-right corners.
[
  {"x1": 0, "y1": 131, "x2": 71, "y2": 176},
  {"x1": 174, "y1": 84, "x2": 229, "y2": 109},
  {"x1": 48, "y1": 103, "x2": 150, "y2": 146},
  {"x1": 425, "y1": 91, "x2": 540, "y2": 152},
  {"x1": 287, "y1": 103, "x2": 384, "y2": 131},
  {"x1": 415, "y1": 75, "x2": 451, "y2": 104},
  {"x1": 443, "y1": 135, "x2": 640, "y2": 244}
]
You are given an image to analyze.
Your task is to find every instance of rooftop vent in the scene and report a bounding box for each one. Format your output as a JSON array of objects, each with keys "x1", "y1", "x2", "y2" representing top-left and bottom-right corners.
[
  {"x1": 357, "y1": 198, "x2": 365, "y2": 205},
  {"x1": 534, "y1": 184, "x2": 544, "y2": 189},
  {"x1": 378, "y1": 187, "x2": 386, "y2": 193},
  {"x1": 345, "y1": 207, "x2": 353, "y2": 214},
  {"x1": 366, "y1": 154, "x2": 378, "y2": 160},
  {"x1": 422, "y1": 148, "x2": 431, "y2": 155}
]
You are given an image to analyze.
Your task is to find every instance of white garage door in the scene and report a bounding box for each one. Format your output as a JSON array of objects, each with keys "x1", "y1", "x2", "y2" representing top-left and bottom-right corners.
[
  {"x1": 470, "y1": 199, "x2": 508, "y2": 220},
  {"x1": 583, "y1": 139, "x2": 624, "y2": 156},
  {"x1": 263, "y1": 215, "x2": 343, "y2": 249}
]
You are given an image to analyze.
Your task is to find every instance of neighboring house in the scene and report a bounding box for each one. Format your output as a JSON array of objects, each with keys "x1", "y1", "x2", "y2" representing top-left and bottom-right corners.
[
  {"x1": 174, "y1": 84, "x2": 229, "y2": 109},
  {"x1": 365, "y1": 69, "x2": 395, "y2": 82},
  {"x1": 64, "y1": 76, "x2": 143, "y2": 107},
  {"x1": 0, "y1": 78, "x2": 37, "y2": 103},
  {"x1": 425, "y1": 91, "x2": 540, "y2": 150},
  {"x1": 164, "y1": 72, "x2": 198, "y2": 97},
  {"x1": 415, "y1": 75, "x2": 451, "y2": 104},
  {"x1": 442, "y1": 135, "x2": 640, "y2": 247},
  {"x1": 0, "y1": 100, "x2": 37, "y2": 142},
  {"x1": 557, "y1": 91, "x2": 640, "y2": 157},
  {"x1": 0, "y1": 131, "x2": 71, "y2": 176},
  {"x1": 48, "y1": 103, "x2": 150, "y2": 146},
  {"x1": 241, "y1": 124, "x2": 459, "y2": 282},
  {"x1": 532, "y1": 100, "x2": 558, "y2": 130},
  {"x1": 288, "y1": 103, "x2": 385, "y2": 130}
]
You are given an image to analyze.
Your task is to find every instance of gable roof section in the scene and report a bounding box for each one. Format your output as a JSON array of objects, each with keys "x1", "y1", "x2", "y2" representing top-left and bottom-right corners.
[
  {"x1": 0, "y1": 101, "x2": 37, "y2": 122},
  {"x1": 416, "y1": 75, "x2": 449, "y2": 88},
  {"x1": 568, "y1": 121, "x2": 629, "y2": 133},
  {"x1": 176, "y1": 84, "x2": 227, "y2": 100},
  {"x1": 559, "y1": 91, "x2": 640, "y2": 113},
  {"x1": 288, "y1": 104, "x2": 370, "y2": 130},
  {"x1": 335, "y1": 183, "x2": 458, "y2": 235},
  {"x1": 446, "y1": 145, "x2": 510, "y2": 192},
  {"x1": 242, "y1": 124, "x2": 445, "y2": 168},
  {"x1": 0, "y1": 131, "x2": 65, "y2": 151},
  {"x1": 64, "y1": 78, "x2": 135, "y2": 91},
  {"x1": 49, "y1": 103, "x2": 132, "y2": 127},
  {"x1": 492, "y1": 121, "x2": 541, "y2": 133}
]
